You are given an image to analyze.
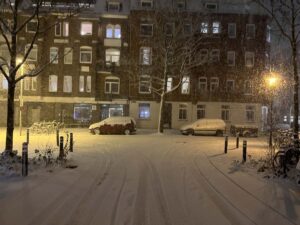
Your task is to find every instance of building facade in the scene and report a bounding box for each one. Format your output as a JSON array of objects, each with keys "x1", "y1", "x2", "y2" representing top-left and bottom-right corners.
[{"x1": 0, "y1": 0, "x2": 270, "y2": 130}]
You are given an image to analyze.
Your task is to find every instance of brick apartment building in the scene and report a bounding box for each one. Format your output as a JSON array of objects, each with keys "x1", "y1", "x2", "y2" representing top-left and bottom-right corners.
[{"x1": 0, "y1": 0, "x2": 270, "y2": 130}]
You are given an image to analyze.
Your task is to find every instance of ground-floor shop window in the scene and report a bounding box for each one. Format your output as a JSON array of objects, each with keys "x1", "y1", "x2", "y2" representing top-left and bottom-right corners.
[
  {"x1": 179, "y1": 104, "x2": 187, "y2": 120},
  {"x1": 139, "y1": 103, "x2": 150, "y2": 119},
  {"x1": 74, "y1": 104, "x2": 92, "y2": 122}
]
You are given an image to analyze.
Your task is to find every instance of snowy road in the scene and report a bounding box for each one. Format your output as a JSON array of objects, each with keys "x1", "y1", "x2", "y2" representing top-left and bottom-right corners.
[{"x1": 0, "y1": 129, "x2": 299, "y2": 225}]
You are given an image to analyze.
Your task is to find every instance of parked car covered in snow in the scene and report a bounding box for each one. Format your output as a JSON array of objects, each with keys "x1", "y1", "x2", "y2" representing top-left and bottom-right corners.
[
  {"x1": 89, "y1": 117, "x2": 136, "y2": 135},
  {"x1": 180, "y1": 119, "x2": 226, "y2": 136},
  {"x1": 230, "y1": 124, "x2": 258, "y2": 137}
]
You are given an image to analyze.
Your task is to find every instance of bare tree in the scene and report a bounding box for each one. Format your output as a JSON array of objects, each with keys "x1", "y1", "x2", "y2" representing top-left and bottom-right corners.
[
  {"x1": 253, "y1": 0, "x2": 300, "y2": 138},
  {"x1": 0, "y1": 0, "x2": 88, "y2": 154},
  {"x1": 128, "y1": 8, "x2": 206, "y2": 133}
]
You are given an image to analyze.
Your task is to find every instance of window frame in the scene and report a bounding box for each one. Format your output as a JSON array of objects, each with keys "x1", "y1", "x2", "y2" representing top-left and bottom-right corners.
[
  {"x1": 210, "y1": 77, "x2": 219, "y2": 91},
  {"x1": 49, "y1": 75, "x2": 58, "y2": 92},
  {"x1": 49, "y1": 47, "x2": 59, "y2": 64},
  {"x1": 139, "y1": 103, "x2": 151, "y2": 119},
  {"x1": 199, "y1": 77, "x2": 207, "y2": 92},
  {"x1": 80, "y1": 46, "x2": 92, "y2": 64},
  {"x1": 227, "y1": 51, "x2": 235, "y2": 66},
  {"x1": 25, "y1": 44, "x2": 38, "y2": 62},
  {"x1": 140, "y1": 23, "x2": 153, "y2": 37},
  {"x1": 105, "y1": 48, "x2": 121, "y2": 66},
  {"x1": 139, "y1": 75, "x2": 152, "y2": 94},
  {"x1": 104, "y1": 76, "x2": 120, "y2": 94},
  {"x1": 63, "y1": 75, "x2": 72, "y2": 93},
  {"x1": 178, "y1": 103, "x2": 188, "y2": 120},
  {"x1": 80, "y1": 22, "x2": 93, "y2": 36},
  {"x1": 245, "y1": 51, "x2": 254, "y2": 68},
  {"x1": 246, "y1": 24, "x2": 255, "y2": 39},
  {"x1": 228, "y1": 23, "x2": 236, "y2": 38},
  {"x1": 181, "y1": 76, "x2": 190, "y2": 94},
  {"x1": 139, "y1": 46, "x2": 152, "y2": 65}
]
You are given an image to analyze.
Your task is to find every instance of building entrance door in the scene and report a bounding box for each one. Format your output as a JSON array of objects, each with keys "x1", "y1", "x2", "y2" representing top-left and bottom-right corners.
[{"x1": 163, "y1": 103, "x2": 172, "y2": 129}]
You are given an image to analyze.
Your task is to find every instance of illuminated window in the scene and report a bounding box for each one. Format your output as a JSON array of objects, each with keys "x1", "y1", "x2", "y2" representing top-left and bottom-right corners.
[
  {"x1": 49, "y1": 75, "x2": 58, "y2": 92},
  {"x1": 139, "y1": 103, "x2": 150, "y2": 119},
  {"x1": 181, "y1": 76, "x2": 190, "y2": 94},
  {"x1": 25, "y1": 44, "x2": 38, "y2": 61},
  {"x1": 64, "y1": 48, "x2": 73, "y2": 64},
  {"x1": 80, "y1": 22, "x2": 92, "y2": 35},
  {"x1": 106, "y1": 24, "x2": 121, "y2": 38},
  {"x1": 63, "y1": 76, "x2": 72, "y2": 93},
  {"x1": 50, "y1": 47, "x2": 58, "y2": 64},
  {"x1": 139, "y1": 47, "x2": 152, "y2": 65},
  {"x1": 105, "y1": 48, "x2": 120, "y2": 66}
]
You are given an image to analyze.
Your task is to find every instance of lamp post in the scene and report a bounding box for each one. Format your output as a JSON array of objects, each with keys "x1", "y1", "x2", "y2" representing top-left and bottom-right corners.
[
  {"x1": 17, "y1": 58, "x2": 24, "y2": 136},
  {"x1": 265, "y1": 74, "x2": 279, "y2": 154}
]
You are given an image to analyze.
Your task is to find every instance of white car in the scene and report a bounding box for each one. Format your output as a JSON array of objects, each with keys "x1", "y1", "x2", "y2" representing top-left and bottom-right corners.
[
  {"x1": 89, "y1": 116, "x2": 136, "y2": 135},
  {"x1": 180, "y1": 119, "x2": 226, "y2": 136}
]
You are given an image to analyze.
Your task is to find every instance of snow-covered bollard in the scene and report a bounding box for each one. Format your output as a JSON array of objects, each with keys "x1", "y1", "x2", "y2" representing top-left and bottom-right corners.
[
  {"x1": 26, "y1": 128, "x2": 29, "y2": 144},
  {"x1": 243, "y1": 140, "x2": 247, "y2": 163},
  {"x1": 70, "y1": 133, "x2": 73, "y2": 152},
  {"x1": 22, "y1": 142, "x2": 28, "y2": 177},
  {"x1": 59, "y1": 136, "x2": 64, "y2": 160},
  {"x1": 236, "y1": 132, "x2": 239, "y2": 148},
  {"x1": 224, "y1": 136, "x2": 228, "y2": 154},
  {"x1": 56, "y1": 129, "x2": 59, "y2": 147}
]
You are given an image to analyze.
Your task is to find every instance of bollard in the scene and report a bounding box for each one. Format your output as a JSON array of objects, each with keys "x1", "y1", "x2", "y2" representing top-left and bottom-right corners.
[
  {"x1": 56, "y1": 129, "x2": 59, "y2": 147},
  {"x1": 236, "y1": 132, "x2": 239, "y2": 148},
  {"x1": 243, "y1": 140, "x2": 247, "y2": 162},
  {"x1": 22, "y1": 142, "x2": 28, "y2": 177},
  {"x1": 26, "y1": 128, "x2": 30, "y2": 144},
  {"x1": 224, "y1": 135, "x2": 228, "y2": 154},
  {"x1": 70, "y1": 133, "x2": 73, "y2": 152},
  {"x1": 59, "y1": 136, "x2": 64, "y2": 159}
]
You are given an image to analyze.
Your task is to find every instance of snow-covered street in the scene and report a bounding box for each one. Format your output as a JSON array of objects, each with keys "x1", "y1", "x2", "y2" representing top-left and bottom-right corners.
[{"x1": 0, "y1": 129, "x2": 299, "y2": 225}]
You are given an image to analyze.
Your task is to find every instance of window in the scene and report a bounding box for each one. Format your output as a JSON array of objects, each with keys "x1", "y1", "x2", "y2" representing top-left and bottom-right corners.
[
  {"x1": 80, "y1": 46, "x2": 92, "y2": 64},
  {"x1": 200, "y1": 22, "x2": 208, "y2": 33},
  {"x1": 167, "y1": 77, "x2": 173, "y2": 92},
  {"x1": 221, "y1": 105, "x2": 230, "y2": 121},
  {"x1": 139, "y1": 103, "x2": 150, "y2": 119},
  {"x1": 177, "y1": 0, "x2": 186, "y2": 10},
  {"x1": 107, "y1": 1, "x2": 121, "y2": 11},
  {"x1": 246, "y1": 105, "x2": 255, "y2": 122},
  {"x1": 24, "y1": 77, "x2": 37, "y2": 91},
  {"x1": 1, "y1": 76, "x2": 8, "y2": 90},
  {"x1": 140, "y1": 24, "x2": 153, "y2": 36},
  {"x1": 197, "y1": 105, "x2": 206, "y2": 119},
  {"x1": 212, "y1": 22, "x2": 220, "y2": 34},
  {"x1": 244, "y1": 80, "x2": 252, "y2": 94},
  {"x1": 210, "y1": 49, "x2": 220, "y2": 62},
  {"x1": 50, "y1": 47, "x2": 58, "y2": 64},
  {"x1": 199, "y1": 77, "x2": 207, "y2": 92},
  {"x1": 210, "y1": 77, "x2": 219, "y2": 91},
  {"x1": 49, "y1": 75, "x2": 58, "y2": 92},
  {"x1": 199, "y1": 49, "x2": 208, "y2": 63},
  {"x1": 226, "y1": 80, "x2": 235, "y2": 92},
  {"x1": 227, "y1": 51, "x2": 235, "y2": 66},
  {"x1": 105, "y1": 48, "x2": 120, "y2": 66},
  {"x1": 139, "y1": 47, "x2": 152, "y2": 65},
  {"x1": 139, "y1": 75, "x2": 151, "y2": 93},
  {"x1": 106, "y1": 24, "x2": 121, "y2": 39},
  {"x1": 86, "y1": 76, "x2": 91, "y2": 92},
  {"x1": 63, "y1": 76, "x2": 72, "y2": 93},
  {"x1": 181, "y1": 76, "x2": 190, "y2": 94},
  {"x1": 246, "y1": 24, "x2": 255, "y2": 39},
  {"x1": 205, "y1": 3, "x2": 218, "y2": 11},
  {"x1": 267, "y1": 25, "x2": 271, "y2": 43},
  {"x1": 245, "y1": 52, "x2": 254, "y2": 67},
  {"x1": 183, "y1": 23, "x2": 192, "y2": 36},
  {"x1": 228, "y1": 23, "x2": 236, "y2": 38},
  {"x1": 0, "y1": 44, "x2": 10, "y2": 62},
  {"x1": 74, "y1": 104, "x2": 92, "y2": 122},
  {"x1": 79, "y1": 76, "x2": 85, "y2": 92},
  {"x1": 165, "y1": 23, "x2": 174, "y2": 36},
  {"x1": 55, "y1": 22, "x2": 69, "y2": 37},
  {"x1": 26, "y1": 21, "x2": 37, "y2": 33},
  {"x1": 141, "y1": 0, "x2": 153, "y2": 8},
  {"x1": 64, "y1": 48, "x2": 73, "y2": 64},
  {"x1": 105, "y1": 76, "x2": 120, "y2": 94},
  {"x1": 179, "y1": 104, "x2": 187, "y2": 120},
  {"x1": 80, "y1": 22, "x2": 92, "y2": 35},
  {"x1": 25, "y1": 44, "x2": 38, "y2": 61}
]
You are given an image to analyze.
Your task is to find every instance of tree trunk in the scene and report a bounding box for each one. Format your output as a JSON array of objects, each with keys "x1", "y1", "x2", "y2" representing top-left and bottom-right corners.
[
  {"x1": 158, "y1": 94, "x2": 165, "y2": 133},
  {"x1": 292, "y1": 44, "x2": 299, "y2": 138},
  {"x1": 5, "y1": 82, "x2": 16, "y2": 153}
]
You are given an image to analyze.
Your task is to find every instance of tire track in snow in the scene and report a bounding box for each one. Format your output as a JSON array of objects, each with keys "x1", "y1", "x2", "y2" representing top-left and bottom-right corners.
[
  {"x1": 204, "y1": 153, "x2": 298, "y2": 225},
  {"x1": 191, "y1": 156, "x2": 256, "y2": 225},
  {"x1": 137, "y1": 150, "x2": 173, "y2": 225},
  {"x1": 27, "y1": 149, "x2": 112, "y2": 225}
]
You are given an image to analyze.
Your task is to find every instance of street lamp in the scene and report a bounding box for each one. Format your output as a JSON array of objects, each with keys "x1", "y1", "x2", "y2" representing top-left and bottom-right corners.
[
  {"x1": 265, "y1": 72, "x2": 279, "y2": 149},
  {"x1": 17, "y1": 58, "x2": 24, "y2": 136}
]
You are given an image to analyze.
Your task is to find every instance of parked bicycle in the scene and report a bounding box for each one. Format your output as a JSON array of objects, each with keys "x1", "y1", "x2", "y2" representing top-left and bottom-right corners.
[{"x1": 29, "y1": 120, "x2": 64, "y2": 134}]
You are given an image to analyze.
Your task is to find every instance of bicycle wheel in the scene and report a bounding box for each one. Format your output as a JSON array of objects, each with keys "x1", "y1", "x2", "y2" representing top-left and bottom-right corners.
[{"x1": 273, "y1": 150, "x2": 285, "y2": 168}]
